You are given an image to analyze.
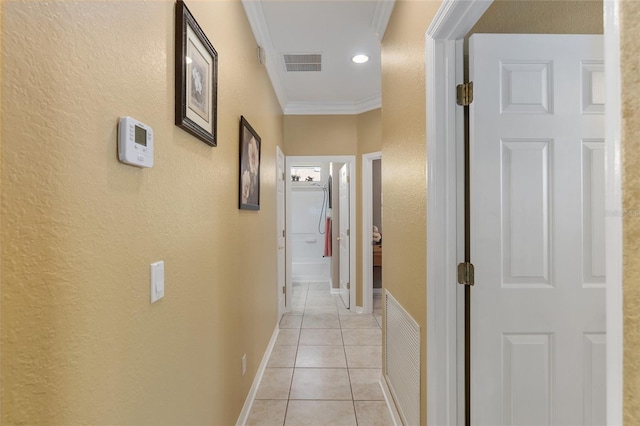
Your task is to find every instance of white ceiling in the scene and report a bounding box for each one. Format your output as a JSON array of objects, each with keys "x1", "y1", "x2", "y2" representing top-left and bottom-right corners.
[{"x1": 242, "y1": 0, "x2": 395, "y2": 115}]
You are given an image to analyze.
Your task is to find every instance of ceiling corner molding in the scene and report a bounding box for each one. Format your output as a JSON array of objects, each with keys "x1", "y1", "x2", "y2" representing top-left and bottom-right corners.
[
  {"x1": 242, "y1": 0, "x2": 289, "y2": 112},
  {"x1": 284, "y1": 95, "x2": 381, "y2": 115},
  {"x1": 370, "y1": 0, "x2": 396, "y2": 42},
  {"x1": 353, "y1": 95, "x2": 382, "y2": 114},
  {"x1": 284, "y1": 102, "x2": 353, "y2": 115}
]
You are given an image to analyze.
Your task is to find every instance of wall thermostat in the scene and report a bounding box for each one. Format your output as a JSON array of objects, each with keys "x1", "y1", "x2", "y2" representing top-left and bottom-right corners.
[{"x1": 118, "y1": 116, "x2": 154, "y2": 168}]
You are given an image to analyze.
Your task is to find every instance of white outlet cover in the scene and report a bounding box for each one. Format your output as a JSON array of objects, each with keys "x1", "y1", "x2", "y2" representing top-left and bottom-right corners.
[{"x1": 150, "y1": 261, "x2": 165, "y2": 303}]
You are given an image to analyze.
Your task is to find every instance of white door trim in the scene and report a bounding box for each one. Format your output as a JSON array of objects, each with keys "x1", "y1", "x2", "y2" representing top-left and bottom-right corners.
[
  {"x1": 362, "y1": 151, "x2": 382, "y2": 315},
  {"x1": 604, "y1": 1, "x2": 624, "y2": 424},
  {"x1": 424, "y1": 1, "x2": 623, "y2": 425},
  {"x1": 276, "y1": 146, "x2": 286, "y2": 320},
  {"x1": 285, "y1": 155, "x2": 357, "y2": 311},
  {"x1": 425, "y1": 3, "x2": 491, "y2": 424}
]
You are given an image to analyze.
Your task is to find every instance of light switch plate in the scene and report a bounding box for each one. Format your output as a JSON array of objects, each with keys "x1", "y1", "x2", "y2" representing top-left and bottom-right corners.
[
  {"x1": 150, "y1": 261, "x2": 165, "y2": 303},
  {"x1": 242, "y1": 354, "x2": 247, "y2": 376}
]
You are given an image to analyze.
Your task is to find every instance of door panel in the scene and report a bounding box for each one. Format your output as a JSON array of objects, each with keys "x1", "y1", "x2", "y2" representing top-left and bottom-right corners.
[
  {"x1": 339, "y1": 164, "x2": 350, "y2": 309},
  {"x1": 583, "y1": 141, "x2": 606, "y2": 285},
  {"x1": 501, "y1": 140, "x2": 550, "y2": 286},
  {"x1": 469, "y1": 34, "x2": 605, "y2": 425},
  {"x1": 501, "y1": 333, "x2": 552, "y2": 426}
]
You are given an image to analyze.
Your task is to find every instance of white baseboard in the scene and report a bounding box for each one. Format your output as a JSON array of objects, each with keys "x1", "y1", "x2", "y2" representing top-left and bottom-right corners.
[
  {"x1": 379, "y1": 374, "x2": 403, "y2": 426},
  {"x1": 236, "y1": 325, "x2": 280, "y2": 426},
  {"x1": 373, "y1": 288, "x2": 382, "y2": 295},
  {"x1": 355, "y1": 306, "x2": 364, "y2": 314},
  {"x1": 330, "y1": 288, "x2": 341, "y2": 295}
]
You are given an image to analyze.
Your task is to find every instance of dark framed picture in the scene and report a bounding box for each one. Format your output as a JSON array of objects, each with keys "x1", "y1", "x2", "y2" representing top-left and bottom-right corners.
[
  {"x1": 239, "y1": 116, "x2": 261, "y2": 210},
  {"x1": 175, "y1": 0, "x2": 218, "y2": 146}
]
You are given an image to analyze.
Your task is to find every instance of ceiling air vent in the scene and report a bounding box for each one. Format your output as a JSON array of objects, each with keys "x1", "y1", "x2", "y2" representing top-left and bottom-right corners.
[{"x1": 283, "y1": 53, "x2": 322, "y2": 72}]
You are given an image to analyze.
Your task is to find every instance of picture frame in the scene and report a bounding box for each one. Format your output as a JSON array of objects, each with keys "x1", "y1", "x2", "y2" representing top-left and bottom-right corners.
[
  {"x1": 239, "y1": 116, "x2": 261, "y2": 210},
  {"x1": 175, "y1": 0, "x2": 218, "y2": 146}
]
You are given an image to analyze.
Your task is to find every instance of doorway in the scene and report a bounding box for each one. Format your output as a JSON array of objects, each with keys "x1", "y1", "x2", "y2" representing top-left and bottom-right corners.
[
  {"x1": 425, "y1": 1, "x2": 623, "y2": 425},
  {"x1": 285, "y1": 155, "x2": 357, "y2": 312}
]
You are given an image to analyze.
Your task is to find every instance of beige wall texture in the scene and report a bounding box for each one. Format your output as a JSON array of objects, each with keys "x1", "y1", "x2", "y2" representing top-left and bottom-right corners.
[
  {"x1": 381, "y1": 1, "x2": 441, "y2": 424},
  {"x1": 1, "y1": 1, "x2": 282, "y2": 424},
  {"x1": 621, "y1": 2, "x2": 640, "y2": 423},
  {"x1": 469, "y1": 0, "x2": 603, "y2": 35},
  {"x1": 283, "y1": 111, "x2": 382, "y2": 304},
  {"x1": 283, "y1": 115, "x2": 358, "y2": 157}
]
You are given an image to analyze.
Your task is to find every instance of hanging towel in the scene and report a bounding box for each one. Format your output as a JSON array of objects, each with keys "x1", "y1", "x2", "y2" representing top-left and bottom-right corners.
[{"x1": 324, "y1": 218, "x2": 332, "y2": 257}]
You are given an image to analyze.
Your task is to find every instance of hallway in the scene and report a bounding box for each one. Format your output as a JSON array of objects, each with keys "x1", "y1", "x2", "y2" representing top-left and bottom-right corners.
[{"x1": 246, "y1": 282, "x2": 391, "y2": 425}]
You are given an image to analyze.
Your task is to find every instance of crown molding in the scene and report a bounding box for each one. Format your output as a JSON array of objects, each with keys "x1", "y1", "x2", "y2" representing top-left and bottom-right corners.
[
  {"x1": 284, "y1": 95, "x2": 381, "y2": 115},
  {"x1": 243, "y1": 0, "x2": 392, "y2": 115},
  {"x1": 370, "y1": 0, "x2": 396, "y2": 41},
  {"x1": 242, "y1": 0, "x2": 289, "y2": 111}
]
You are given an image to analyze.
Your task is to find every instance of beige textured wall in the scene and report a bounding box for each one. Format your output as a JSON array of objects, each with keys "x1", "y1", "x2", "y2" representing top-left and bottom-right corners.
[
  {"x1": 469, "y1": 0, "x2": 603, "y2": 35},
  {"x1": 283, "y1": 115, "x2": 358, "y2": 156},
  {"x1": 1, "y1": 1, "x2": 282, "y2": 424},
  {"x1": 621, "y1": 2, "x2": 640, "y2": 422},
  {"x1": 283, "y1": 111, "x2": 382, "y2": 304},
  {"x1": 381, "y1": 1, "x2": 441, "y2": 424},
  {"x1": 0, "y1": 2, "x2": 3, "y2": 421},
  {"x1": 357, "y1": 108, "x2": 382, "y2": 154}
]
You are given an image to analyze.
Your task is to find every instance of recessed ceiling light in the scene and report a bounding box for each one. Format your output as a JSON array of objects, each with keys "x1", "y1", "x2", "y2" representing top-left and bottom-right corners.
[{"x1": 352, "y1": 54, "x2": 369, "y2": 64}]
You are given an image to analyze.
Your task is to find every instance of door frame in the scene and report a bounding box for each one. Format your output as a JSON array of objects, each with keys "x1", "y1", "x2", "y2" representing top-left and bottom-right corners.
[
  {"x1": 276, "y1": 146, "x2": 286, "y2": 320},
  {"x1": 362, "y1": 151, "x2": 382, "y2": 315},
  {"x1": 285, "y1": 155, "x2": 357, "y2": 311},
  {"x1": 424, "y1": 1, "x2": 624, "y2": 425}
]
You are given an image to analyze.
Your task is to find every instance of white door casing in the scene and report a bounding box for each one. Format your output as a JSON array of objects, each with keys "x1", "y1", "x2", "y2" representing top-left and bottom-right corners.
[
  {"x1": 276, "y1": 146, "x2": 286, "y2": 318},
  {"x1": 469, "y1": 34, "x2": 605, "y2": 425},
  {"x1": 339, "y1": 164, "x2": 350, "y2": 309}
]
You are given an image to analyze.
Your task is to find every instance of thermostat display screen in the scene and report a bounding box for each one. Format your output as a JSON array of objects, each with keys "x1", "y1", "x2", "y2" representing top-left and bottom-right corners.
[{"x1": 135, "y1": 125, "x2": 147, "y2": 146}]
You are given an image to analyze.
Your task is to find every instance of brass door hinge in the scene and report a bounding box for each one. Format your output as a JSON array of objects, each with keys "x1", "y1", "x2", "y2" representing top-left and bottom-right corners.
[
  {"x1": 282, "y1": 286, "x2": 286, "y2": 294},
  {"x1": 457, "y1": 262, "x2": 475, "y2": 286},
  {"x1": 456, "y1": 82, "x2": 474, "y2": 106},
  {"x1": 347, "y1": 282, "x2": 350, "y2": 290},
  {"x1": 346, "y1": 229, "x2": 350, "y2": 237},
  {"x1": 282, "y1": 229, "x2": 286, "y2": 238}
]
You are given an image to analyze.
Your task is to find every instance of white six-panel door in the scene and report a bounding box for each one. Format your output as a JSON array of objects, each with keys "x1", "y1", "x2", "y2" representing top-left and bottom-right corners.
[{"x1": 469, "y1": 34, "x2": 605, "y2": 425}]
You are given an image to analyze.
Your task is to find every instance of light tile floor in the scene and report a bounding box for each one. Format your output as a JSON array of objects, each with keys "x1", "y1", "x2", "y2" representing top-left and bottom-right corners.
[{"x1": 247, "y1": 282, "x2": 391, "y2": 426}]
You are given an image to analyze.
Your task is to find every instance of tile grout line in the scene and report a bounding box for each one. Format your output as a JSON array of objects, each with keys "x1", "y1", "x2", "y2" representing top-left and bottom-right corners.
[
  {"x1": 341, "y1": 304, "x2": 360, "y2": 425},
  {"x1": 282, "y1": 281, "x2": 308, "y2": 425},
  {"x1": 255, "y1": 281, "x2": 386, "y2": 424}
]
